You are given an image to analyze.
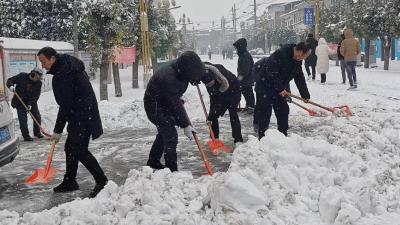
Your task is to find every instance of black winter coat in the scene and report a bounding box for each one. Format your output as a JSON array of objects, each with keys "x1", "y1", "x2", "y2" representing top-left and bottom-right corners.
[
  {"x1": 205, "y1": 64, "x2": 241, "y2": 101},
  {"x1": 47, "y1": 54, "x2": 103, "y2": 140},
  {"x1": 256, "y1": 44, "x2": 310, "y2": 99},
  {"x1": 305, "y1": 37, "x2": 318, "y2": 66},
  {"x1": 253, "y1": 57, "x2": 268, "y2": 93},
  {"x1": 143, "y1": 60, "x2": 190, "y2": 128},
  {"x1": 6, "y1": 73, "x2": 42, "y2": 108},
  {"x1": 233, "y1": 39, "x2": 254, "y2": 87},
  {"x1": 337, "y1": 39, "x2": 345, "y2": 60}
]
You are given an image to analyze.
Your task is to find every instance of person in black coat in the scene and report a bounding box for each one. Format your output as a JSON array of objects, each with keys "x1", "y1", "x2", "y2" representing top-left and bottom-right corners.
[
  {"x1": 144, "y1": 51, "x2": 204, "y2": 172},
  {"x1": 252, "y1": 57, "x2": 268, "y2": 133},
  {"x1": 337, "y1": 33, "x2": 346, "y2": 84},
  {"x1": 37, "y1": 47, "x2": 107, "y2": 198},
  {"x1": 6, "y1": 68, "x2": 43, "y2": 141},
  {"x1": 305, "y1": 33, "x2": 318, "y2": 80},
  {"x1": 256, "y1": 42, "x2": 311, "y2": 139},
  {"x1": 233, "y1": 38, "x2": 255, "y2": 110},
  {"x1": 201, "y1": 62, "x2": 243, "y2": 145}
]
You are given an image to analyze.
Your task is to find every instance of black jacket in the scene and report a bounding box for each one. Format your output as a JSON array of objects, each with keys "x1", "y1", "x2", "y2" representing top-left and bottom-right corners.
[
  {"x1": 305, "y1": 37, "x2": 318, "y2": 66},
  {"x1": 337, "y1": 39, "x2": 345, "y2": 60},
  {"x1": 256, "y1": 44, "x2": 310, "y2": 99},
  {"x1": 47, "y1": 54, "x2": 103, "y2": 140},
  {"x1": 233, "y1": 39, "x2": 254, "y2": 86},
  {"x1": 204, "y1": 64, "x2": 241, "y2": 100},
  {"x1": 143, "y1": 60, "x2": 191, "y2": 128},
  {"x1": 6, "y1": 73, "x2": 42, "y2": 108}
]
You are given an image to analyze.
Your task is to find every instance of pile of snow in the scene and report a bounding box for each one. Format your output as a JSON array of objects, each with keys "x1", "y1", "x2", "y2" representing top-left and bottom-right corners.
[{"x1": 3, "y1": 129, "x2": 400, "y2": 225}]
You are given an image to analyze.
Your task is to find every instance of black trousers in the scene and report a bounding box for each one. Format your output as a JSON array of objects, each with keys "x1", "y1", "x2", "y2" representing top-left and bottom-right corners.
[
  {"x1": 253, "y1": 89, "x2": 265, "y2": 128},
  {"x1": 148, "y1": 126, "x2": 178, "y2": 171},
  {"x1": 64, "y1": 130, "x2": 107, "y2": 184},
  {"x1": 305, "y1": 65, "x2": 316, "y2": 79},
  {"x1": 16, "y1": 103, "x2": 41, "y2": 138},
  {"x1": 208, "y1": 93, "x2": 243, "y2": 143},
  {"x1": 241, "y1": 86, "x2": 255, "y2": 108},
  {"x1": 257, "y1": 94, "x2": 289, "y2": 139},
  {"x1": 321, "y1": 73, "x2": 326, "y2": 83}
]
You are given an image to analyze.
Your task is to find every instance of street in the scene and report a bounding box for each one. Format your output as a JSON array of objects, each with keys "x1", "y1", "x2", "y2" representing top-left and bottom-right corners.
[{"x1": 0, "y1": 113, "x2": 255, "y2": 214}]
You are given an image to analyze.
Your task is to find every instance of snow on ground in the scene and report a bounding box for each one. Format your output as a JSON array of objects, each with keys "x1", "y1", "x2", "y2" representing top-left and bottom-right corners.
[{"x1": 2, "y1": 55, "x2": 400, "y2": 225}]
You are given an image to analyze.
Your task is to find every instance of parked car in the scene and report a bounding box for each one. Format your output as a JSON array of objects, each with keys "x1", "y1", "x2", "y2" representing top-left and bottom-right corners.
[{"x1": 0, "y1": 95, "x2": 19, "y2": 167}]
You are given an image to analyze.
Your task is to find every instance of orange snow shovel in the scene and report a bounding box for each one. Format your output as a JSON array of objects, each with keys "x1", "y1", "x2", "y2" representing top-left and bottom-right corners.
[
  {"x1": 290, "y1": 100, "x2": 319, "y2": 116},
  {"x1": 288, "y1": 93, "x2": 353, "y2": 117},
  {"x1": 182, "y1": 106, "x2": 213, "y2": 176},
  {"x1": 192, "y1": 131, "x2": 214, "y2": 176},
  {"x1": 13, "y1": 91, "x2": 52, "y2": 137},
  {"x1": 196, "y1": 85, "x2": 231, "y2": 155},
  {"x1": 26, "y1": 141, "x2": 58, "y2": 185}
]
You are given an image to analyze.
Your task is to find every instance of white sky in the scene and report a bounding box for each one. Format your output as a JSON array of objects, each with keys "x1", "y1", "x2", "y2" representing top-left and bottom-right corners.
[{"x1": 171, "y1": 0, "x2": 252, "y2": 30}]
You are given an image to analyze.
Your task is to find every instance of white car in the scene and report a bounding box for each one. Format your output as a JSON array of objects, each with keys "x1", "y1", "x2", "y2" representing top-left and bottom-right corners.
[{"x1": 0, "y1": 92, "x2": 19, "y2": 167}]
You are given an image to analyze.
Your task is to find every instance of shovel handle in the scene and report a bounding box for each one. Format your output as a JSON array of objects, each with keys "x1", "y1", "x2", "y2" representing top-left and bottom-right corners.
[
  {"x1": 196, "y1": 85, "x2": 218, "y2": 142},
  {"x1": 44, "y1": 141, "x2": 57, "y2": 175},
  {"x1": 193, "y1": 132, "x2": 213, "y2": 176},
  {"x1": 196, "y1": 85, "x2": 210, "y2": 118},
  {"x1": 287, "y1": 93, "x2": 335, "y2": 112},
  {"x1": 290, "y1": 100, "x2": 317, "y2": 116},
  {"x1": 13, "y1": 91, "x2": 52, "y2": 137}
]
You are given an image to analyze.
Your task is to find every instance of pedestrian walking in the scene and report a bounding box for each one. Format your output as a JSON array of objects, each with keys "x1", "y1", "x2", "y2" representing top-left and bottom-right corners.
[
  {"x1": 233, "y1": 38, "x2": 255, "y2": 111},
  {"x1": 337, "y1": 33, "x2": 346, "y2": 84},
  {"x1": 38, "y1": 47, "x2": 108, "y2": 198},
  {"x1": 201, "y1": 62, "x2": 243, "y2": 146},
  {"x1": 305, "y1": 33, "x2": 318, "y2": 80},
  {"x1": 340, "y1": 28, "x2": 360, "y2": 89},
  {"x1": 6, "y1": 68, "x2": 43, "y2": 141},
  {"x1": 144, "y1": 51, "x2": 204, "y2": 172},
  {"x1": 255, "y1": 42, "x2": 311, "y2": 139},
  {"x1": 315, "y1": 37, "x2": 335, "y2": 83}
]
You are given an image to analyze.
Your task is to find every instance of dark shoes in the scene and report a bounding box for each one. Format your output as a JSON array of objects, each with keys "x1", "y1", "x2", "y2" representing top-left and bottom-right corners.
[
  {"x1": 89, "y1": 181, "x2": 108, "y2": 198},
  {"x1": 53, "y1": 179, "x2": 79, "y2": 193},
  {"x1": 23, "y1": 136, "x2": 33, "y2": 141},
  {"x1": 34, "y1": 133, "x2": 44, "y2": 139},
  {"x1": 147, "y1": 159, "x2": 166, "y2": 170}
]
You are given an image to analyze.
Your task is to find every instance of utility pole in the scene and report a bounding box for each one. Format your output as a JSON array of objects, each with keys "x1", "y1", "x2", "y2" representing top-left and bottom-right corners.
[
  {"x1": 139, "y1": 0, "x2": 152, "y2": 87},
  {"x1": 72, "y1": 0, "x2": 79, "y2": 58},
  {"x1": 253, "y1": 0, "x2": 257, "y2": 29},
  {"x1": 221, "y1": 16, "x2": 226, "y2": 50},
  {"x1": 232, "y1": 4, "x2": 237, "y2": 40},
  {"x1": 315, "y1": 0, "x2": 320, "y2": 39}
]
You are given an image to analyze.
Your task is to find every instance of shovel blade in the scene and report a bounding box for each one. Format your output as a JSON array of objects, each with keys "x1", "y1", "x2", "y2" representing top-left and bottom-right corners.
[
  {"x1": 207, "y1": 139, "x2": 231, "y2": 155},
  {"x1": 25, "y1": 167, "x2": 57, "y2": 185},
  {"x1": 333, "y1": 105, "x2": 353, "y2": 117}
]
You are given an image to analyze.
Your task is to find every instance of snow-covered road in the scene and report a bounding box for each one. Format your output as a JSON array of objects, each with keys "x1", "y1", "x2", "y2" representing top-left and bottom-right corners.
[{"x1": 1, "y1": 55, "x2": 400, "y2": 225}]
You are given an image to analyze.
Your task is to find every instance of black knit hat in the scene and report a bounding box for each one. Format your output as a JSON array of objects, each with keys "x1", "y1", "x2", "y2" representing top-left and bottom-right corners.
[{"x1": 176, "y1": 51, "x2": 205, "y2": 84}]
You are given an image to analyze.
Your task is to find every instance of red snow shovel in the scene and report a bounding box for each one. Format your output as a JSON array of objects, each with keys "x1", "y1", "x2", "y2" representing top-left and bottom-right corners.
[
  {"x1": 196, "y1": 85, "x2": 231, "y2": 155},
  {"x1": 25, "y1": 141, "x2": 58, "y2": 185},
  {"x1": 13, "y1": 91, "x2": 52, "y2": 137},
  {"x1": 288, "y1": 93, "x2": 353, "y2": 117}
]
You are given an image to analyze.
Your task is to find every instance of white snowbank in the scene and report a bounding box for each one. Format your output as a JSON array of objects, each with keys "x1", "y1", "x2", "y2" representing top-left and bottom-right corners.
[{"x1": 4, "y1": 127, "x2": 400, "y2": 225}]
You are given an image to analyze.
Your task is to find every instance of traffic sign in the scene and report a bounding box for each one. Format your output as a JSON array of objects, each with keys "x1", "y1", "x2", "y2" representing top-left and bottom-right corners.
[{"x1": 304, "y1": 8, "x2": 314, "y2": 26}]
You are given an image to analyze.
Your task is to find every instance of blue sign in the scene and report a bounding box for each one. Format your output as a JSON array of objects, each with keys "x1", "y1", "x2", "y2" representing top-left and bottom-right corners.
[{"x1": 304, "y1": 8, "x2": 314, "y2": 26}]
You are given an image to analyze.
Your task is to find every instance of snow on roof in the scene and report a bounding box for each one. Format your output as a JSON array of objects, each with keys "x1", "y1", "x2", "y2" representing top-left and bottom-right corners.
[{"x1": 0, "y1": 37, "x2": 73, "y2": 51}]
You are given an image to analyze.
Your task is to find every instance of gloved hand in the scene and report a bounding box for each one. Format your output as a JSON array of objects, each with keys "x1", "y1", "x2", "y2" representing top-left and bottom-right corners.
[
  {"x1": 183, "y1": 125, "x2": 196, "y2": 140},
  {"x1": 51, "y1": 133, "x2": 62, "y2": 143},
  {"x1": 284, "y1": 96, "x2": 292, "y2": 103},
  {"x1": 9, "y1": 85, "x2": 16, "y2": 92},
  {"x1": 26, "y1": 105, "x2": 32, "y2": 111}
]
